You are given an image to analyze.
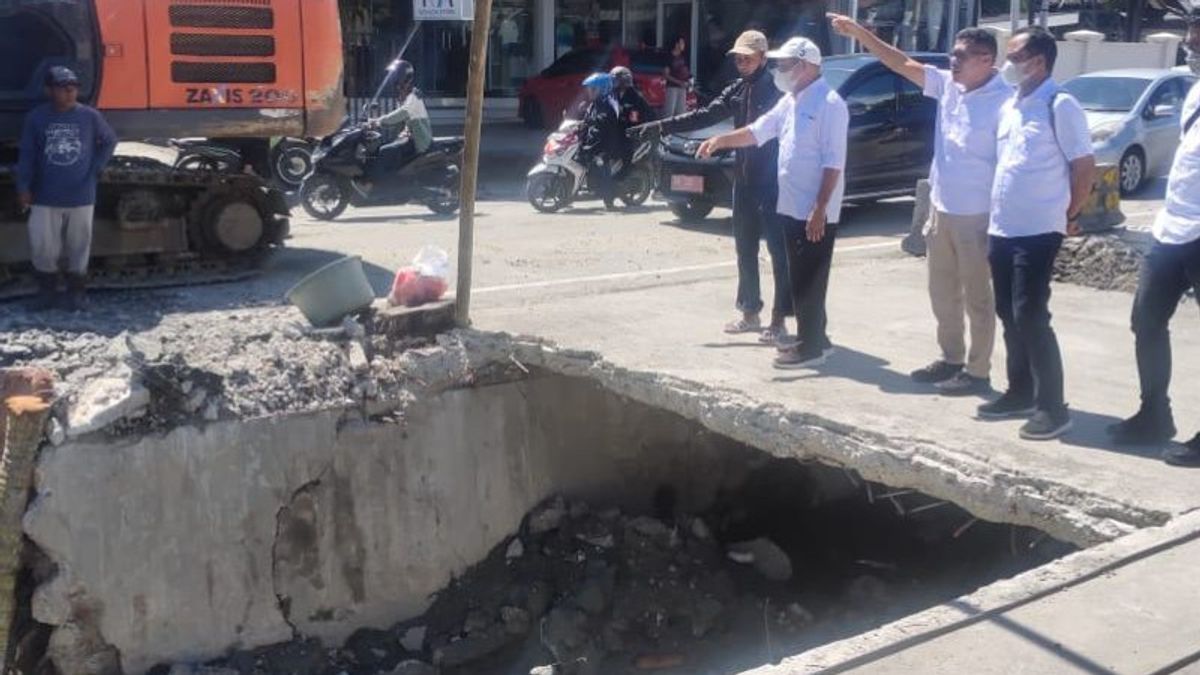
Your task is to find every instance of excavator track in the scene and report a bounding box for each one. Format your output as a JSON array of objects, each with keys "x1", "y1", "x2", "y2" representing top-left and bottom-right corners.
[{"x1": 0, "y1": 155, "x2": 290, "y2": 302}]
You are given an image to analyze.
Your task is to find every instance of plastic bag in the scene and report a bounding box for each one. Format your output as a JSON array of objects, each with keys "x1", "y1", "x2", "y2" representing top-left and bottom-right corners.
[{"x1": 389, "y1": 246, "x2": 450, "y2": 307}]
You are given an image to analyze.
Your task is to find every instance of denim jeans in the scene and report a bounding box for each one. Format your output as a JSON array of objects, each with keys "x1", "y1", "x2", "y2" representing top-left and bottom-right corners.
[
  {"x1": 780, "y1": 216, "x2": 836, "y2": 348},
  {"x1": 988, "y1": 232, "x2": 1066, "y2": 414},
  {"x1": 1131, "y1": 237, "x2": 1200, "y2": 414},
  {"x1": 733, "y1": 183, "x2": 792, "y2": 319}
]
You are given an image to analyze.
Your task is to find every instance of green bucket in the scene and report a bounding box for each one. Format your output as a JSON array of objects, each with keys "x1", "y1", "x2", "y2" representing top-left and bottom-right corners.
[{"x1": 286, "y1": 255, "x2": 376, "y2": 326}]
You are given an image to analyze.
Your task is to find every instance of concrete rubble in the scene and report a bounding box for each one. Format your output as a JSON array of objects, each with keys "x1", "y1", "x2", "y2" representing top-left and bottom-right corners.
[{"x1": 1054, "y1": 229, "x2": 1152, "y2": 293}]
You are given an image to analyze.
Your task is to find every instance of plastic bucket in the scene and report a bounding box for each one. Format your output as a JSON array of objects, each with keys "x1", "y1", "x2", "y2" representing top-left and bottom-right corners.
[{"x1": 286, "y1": 255, "x2": 376, "y2": 326}]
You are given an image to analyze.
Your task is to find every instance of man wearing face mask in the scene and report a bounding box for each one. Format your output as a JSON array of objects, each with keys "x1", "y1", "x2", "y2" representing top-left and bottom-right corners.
[
  {"x1": 829, "y1": 15, "x2": 1009, "y2": 397},
  {"x1": 977, "y1": 27, "x2": 1095, "y2": 440},
  {"x1": 629, "y1": 31, "x2": 791, "y2": 344},
  {"x1": 698, "y1": 37, "x2": 848, "y2": 369},
  {"x1": 1110, "y1": 12, "x2": 1200, "y2": 464}
]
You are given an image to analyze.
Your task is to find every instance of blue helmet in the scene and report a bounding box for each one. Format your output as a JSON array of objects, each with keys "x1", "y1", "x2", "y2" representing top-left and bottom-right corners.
[{"x1": 582, "y1": 72, "x2": 614, "y2": 96}]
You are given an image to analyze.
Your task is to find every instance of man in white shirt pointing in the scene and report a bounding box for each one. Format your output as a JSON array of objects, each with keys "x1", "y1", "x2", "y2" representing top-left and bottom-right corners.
[
  {"x1": 698, "y1": 37, "x2": 849, "y2": 369},
  {"x1": 976, "y1": 27, "x2": 1095, "y2": 440},
  {"x1": 829, "y1": 15, "x2": 1010, "y2": 397}
]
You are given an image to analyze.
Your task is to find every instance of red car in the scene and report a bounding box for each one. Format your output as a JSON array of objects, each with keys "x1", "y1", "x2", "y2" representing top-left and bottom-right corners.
[{"x1": 519, "y1": 48, "x2": 695, "y2": 129}]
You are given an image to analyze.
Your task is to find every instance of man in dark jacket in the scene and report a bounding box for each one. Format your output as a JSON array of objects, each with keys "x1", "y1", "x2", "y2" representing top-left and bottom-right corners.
[
  {"x1": 630, "y1": 31, "x2": 789, "y2": 343},
  {"x1": 611, "y1": 66, "x2": 656, "y2": 180},
  {"x1": 579, "y1": 72, "x2": 623, "y2": 210}
]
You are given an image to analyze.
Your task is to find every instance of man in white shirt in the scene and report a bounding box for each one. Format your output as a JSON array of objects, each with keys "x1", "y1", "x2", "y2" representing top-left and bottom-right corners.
[
  {"x1": 1113, "y1": 17, "x2": 1200, "y2": 465},
  {"x1": 698, "y1": 37, "x2": 849, "y2": 369},
  {"x1": 829, "y1": 15, "x2": 1010, "y2": 397},
  {"x1": 977, "y1": 27, "x2": 1095, "y2": 440}
]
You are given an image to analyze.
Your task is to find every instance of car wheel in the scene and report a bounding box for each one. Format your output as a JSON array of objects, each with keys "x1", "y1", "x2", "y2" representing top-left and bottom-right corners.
[
  {"x1": 1119, "y1": 148, "x2": 1145, "y2": 196},
  {"x1": 670, "y1": 200, "x2": 714, "y2": 224},
  {"x1": 521, "y1": 98, "x2": 544, "y2": 130}
]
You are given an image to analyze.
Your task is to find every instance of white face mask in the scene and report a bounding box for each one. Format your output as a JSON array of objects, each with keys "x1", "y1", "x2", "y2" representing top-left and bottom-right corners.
[
  {"x1": 999, "y1": 60, "x2": 1031, "y2": 86},
  {"x1": 771, "y1": 68, "x2": 794, "y2": 93}
]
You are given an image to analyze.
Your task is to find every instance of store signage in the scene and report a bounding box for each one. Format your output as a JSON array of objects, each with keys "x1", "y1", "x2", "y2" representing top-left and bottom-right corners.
[{"x1": 414, "y1": 0, "x2": 474, "y2": 20}]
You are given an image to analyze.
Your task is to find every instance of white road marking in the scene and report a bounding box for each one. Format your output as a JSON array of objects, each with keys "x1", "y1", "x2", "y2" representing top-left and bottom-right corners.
[{"x1": 475, "y1": 240, "x2": 899, "y2": 294}]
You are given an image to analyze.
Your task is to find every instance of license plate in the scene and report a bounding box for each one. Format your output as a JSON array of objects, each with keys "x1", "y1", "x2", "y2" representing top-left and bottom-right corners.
[{"x1": 670, "y1": 174, "x2": 704, "y2": 194}]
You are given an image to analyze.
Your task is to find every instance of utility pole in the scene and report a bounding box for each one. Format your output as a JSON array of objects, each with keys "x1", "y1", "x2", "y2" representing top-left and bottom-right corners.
[{"x1": 455, "y1": 0, "x2": 493, "y2": 327}]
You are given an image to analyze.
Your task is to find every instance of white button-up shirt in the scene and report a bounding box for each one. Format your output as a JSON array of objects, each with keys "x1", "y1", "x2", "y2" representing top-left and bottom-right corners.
[
  {"x1": 1154, "y1": 79, "x2": 1200, "y2": 245},
  {"x1": 990, "y1": 78, "x2": 1093, "y2": 237},
  {"x1": 748, "y1": 76, "x2": 849, "y2": 223},
  {"x1": 923, "y1": 65, "x2": 1012, "y2": 216}
]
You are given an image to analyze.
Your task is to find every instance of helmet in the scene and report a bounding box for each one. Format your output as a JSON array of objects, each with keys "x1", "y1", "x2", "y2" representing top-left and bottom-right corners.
[
  {"x1": 390, "y1": 59, "x2": 416, "y2": 90},
  {"x1": 610, "y1": 66, "x2": 633, "y2": 88},
  {"x1": 582, "y1": 72, "x2": 614, "y2": 96}
]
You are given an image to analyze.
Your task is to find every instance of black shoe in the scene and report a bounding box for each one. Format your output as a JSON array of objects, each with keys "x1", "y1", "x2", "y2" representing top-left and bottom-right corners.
[
  {"x1": 26, "y1": 272, "x2": 59, "y2": 312},
  {"x1": 911, "y1": 360, "x2": 962, "y2": 383},
  {"x1": 1107, "y1": 406, "x2": 1176, "y2": 445},
  {"x1": 65, "y1": 273, "x2": 88, "y2": 312},
  {"x1": 935, "y1": 371, "x2": 991, "y2": 397},
  {"x1": 774, "y1": 343, "x2": 827, "y2": 369},
  {"x1": 1163, "y1": 434, "x2": 1200, "y2": 467},
  {"x1": 977, "y1": 391, "x2": 1036, "y2": 419},
  {"x1": 1020, "y1": 409, "x2": 1073, "y2": 441}
]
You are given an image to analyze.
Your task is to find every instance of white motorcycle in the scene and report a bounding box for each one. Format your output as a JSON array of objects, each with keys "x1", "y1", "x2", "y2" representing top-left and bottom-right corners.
[{"x1": 525, "y1": 119, "x2": 655, "y2": 213}]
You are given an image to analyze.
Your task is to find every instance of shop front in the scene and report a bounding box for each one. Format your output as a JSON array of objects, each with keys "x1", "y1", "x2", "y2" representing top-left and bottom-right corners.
[{"x1": 337, "y1": 0, "x2": 977, "y2": 111}]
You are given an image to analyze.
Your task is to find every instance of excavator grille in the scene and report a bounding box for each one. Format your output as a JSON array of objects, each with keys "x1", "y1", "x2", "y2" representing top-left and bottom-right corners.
[{"x1": 168, "y1": 1, "x2": 277, "y2": 85}]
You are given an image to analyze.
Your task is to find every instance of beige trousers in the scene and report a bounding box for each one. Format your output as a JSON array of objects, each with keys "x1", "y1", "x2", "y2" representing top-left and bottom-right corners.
[{"x1": 925, "y1": 210, "x2": 995, "y2": 378}]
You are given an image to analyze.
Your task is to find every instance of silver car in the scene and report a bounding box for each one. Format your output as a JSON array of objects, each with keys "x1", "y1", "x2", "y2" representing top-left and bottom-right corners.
[{"x1": 1062, "y1": 68, "x2": 1197, "y2": 195}]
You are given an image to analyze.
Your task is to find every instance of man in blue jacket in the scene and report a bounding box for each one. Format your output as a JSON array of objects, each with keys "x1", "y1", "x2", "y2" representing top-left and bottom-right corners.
[{"x1": 16, "y1": 66, "x2": 117, "y2": 312}]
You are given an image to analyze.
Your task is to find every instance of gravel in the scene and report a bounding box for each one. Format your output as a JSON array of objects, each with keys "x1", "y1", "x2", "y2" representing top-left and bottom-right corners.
[
  {"x1": 0, "y1": 292, "x2": 441, "y2": 436},
  {"x1": 1054, "y1": 231, "x2": 1152, "y2": 293}
]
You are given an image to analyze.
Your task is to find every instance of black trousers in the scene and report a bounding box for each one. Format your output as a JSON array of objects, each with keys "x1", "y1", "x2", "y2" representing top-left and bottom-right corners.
[
  {"x1": 587, "y1": 157, "x2": 616, "y2": 205},
  {"x1": 779, "y1": 216, "x2": 836, "y2": 348},
  {"x1": 1131, "y1": 237, "x2": 1200, "y2": 414},
  {"x1": 733, "y1": 183, "x2": 792, "y2": 319},
  {"x1": 988, "y1": 232, "x2": 1066, "y2": 414},
  {"x1": 370, "y1": 137, "x2": 416, "y2": 181}
]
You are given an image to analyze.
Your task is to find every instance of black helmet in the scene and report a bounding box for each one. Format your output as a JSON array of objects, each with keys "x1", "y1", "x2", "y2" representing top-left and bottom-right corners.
[
  {"x1": 610, "y1": 66, "x2": 633, "y2": 89},
  {"x1": 391, "y1": 59, "x2": 416, "y2": 90}
]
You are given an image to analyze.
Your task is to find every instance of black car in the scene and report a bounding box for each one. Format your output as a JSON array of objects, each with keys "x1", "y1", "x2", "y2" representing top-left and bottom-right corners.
[{"x1": 658, "y1": 53, "x2": 950, "y2": 223}]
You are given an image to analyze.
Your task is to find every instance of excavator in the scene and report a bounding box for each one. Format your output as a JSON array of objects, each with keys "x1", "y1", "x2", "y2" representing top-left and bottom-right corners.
[{"x1": 0, "y1": 0, "x2": 345, "y2": 297}]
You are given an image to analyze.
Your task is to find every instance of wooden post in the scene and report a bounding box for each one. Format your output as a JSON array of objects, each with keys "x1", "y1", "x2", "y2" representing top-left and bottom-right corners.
[
  {"x1": 0, "y1": 393, "x2": 52, "y2": 670},
  {"x1": 455, "y1": 0, "x2": 494, "y2": 327}
]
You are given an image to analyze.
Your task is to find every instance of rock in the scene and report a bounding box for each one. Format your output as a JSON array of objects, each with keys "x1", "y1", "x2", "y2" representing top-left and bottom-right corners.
[
  {"x1": 463, "y1": 609, "x2": 491, "y2": 634},
  {"x1": 690, "y1": 518, "x2": 711, "y2": 540},
  {"x1": 168, "y1": 666, "x2": 238, "y2": 675},
  {"x1": 433, "y1": 629, "x2": 515, "y2": 667},
  {"x1": 341, "y1": 316, "x2": 367, "y2": 340},
  {"x1": 525, "y1": 581, "x2": 553, "y2": 619},
  {"x1": 66, "y1": 368, "x2": 150, "y2": 437},
  {"x1": 573, "y1": 579, "x2": 608, "y2": 615},
  {"x1": 505, "y1": 538, "x2": 525, "y2": 560},
  {"x1": 47, "y1": 621, "x2": 121, "y2": 675},
  {"x1": 628, "y1": 516, "x2": 669, "y2": 539},
  {"x1": 541, "y1": 607, "x2": 589, "y2": 661},
  {"x1": 528, "y1": 497, "x2": 566, "y2": 535},
  {"x1": 727, "y1": 538, "x2": 793, "y2": 582},
  {"x1": 31, "y1": 573, "x2": 73, "y2": 626},
  {"x1": 575, "y1": 533, "x2": 614, "y2": 549},
  {"x1": 399, "y1": 625, "x2": 427, "y2": 652},
  {"x1": 46, "y1": 417, "x2": 66, "y2": 446},
  {"x1": 690, "y1": 597, "x2": 724, "y2": 638},
  {"x1": 348, "y1": 341, "x2": 370, "y2": 373},
  {"x1": 386, "y1": 660, "x2": 436, "y2": 675},
  {"x1": 500, "y1": 605, "x2": 531, "y2": 635},
  {"x1": 203, "y1": 399, "x2": 220, "y2": 421},
  {"x1": 185, "y1": 387, "x2": 208, "y2": 413},
  {"x1": 787, "y1": 602, "x2": 815, "y2": 625},
  {"x1": 529, "y1": 667, "x2": 558, "y2": 675},
  {"x1": 845, "y1": 574, "x2": 891, "y2": 608}
]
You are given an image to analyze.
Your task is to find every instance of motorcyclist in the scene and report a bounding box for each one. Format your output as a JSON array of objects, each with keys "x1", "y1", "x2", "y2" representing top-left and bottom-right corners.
[
  {"x1": 366, "y1": 60, "x2": 432, "y2": 183},
  {"x1": 610, "y1": 66, "x2": 656, "y2": 181},
  {"x1": 578, "y1": 72, "x2": 623, "y2": 210},
  {"x1": 628, "y1": 31, "x2": 791, "y2": 344}
]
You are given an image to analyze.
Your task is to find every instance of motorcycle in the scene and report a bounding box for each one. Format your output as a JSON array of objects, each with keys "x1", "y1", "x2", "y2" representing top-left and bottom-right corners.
[
  {"x1": 299, "y1": 123, "x2": 463, "y2": 221},
  {"x1": 171, "y1": 137, "x2": 316, "y2": 190},
  {"x1": 525, "y1": 119, "x2": 655, "y2": 213}
]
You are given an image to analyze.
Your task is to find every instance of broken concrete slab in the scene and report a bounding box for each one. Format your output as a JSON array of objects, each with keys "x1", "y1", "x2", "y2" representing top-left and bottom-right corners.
[{"x1": 65, "y1": 367, "x2": 150, "y2": 437}]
